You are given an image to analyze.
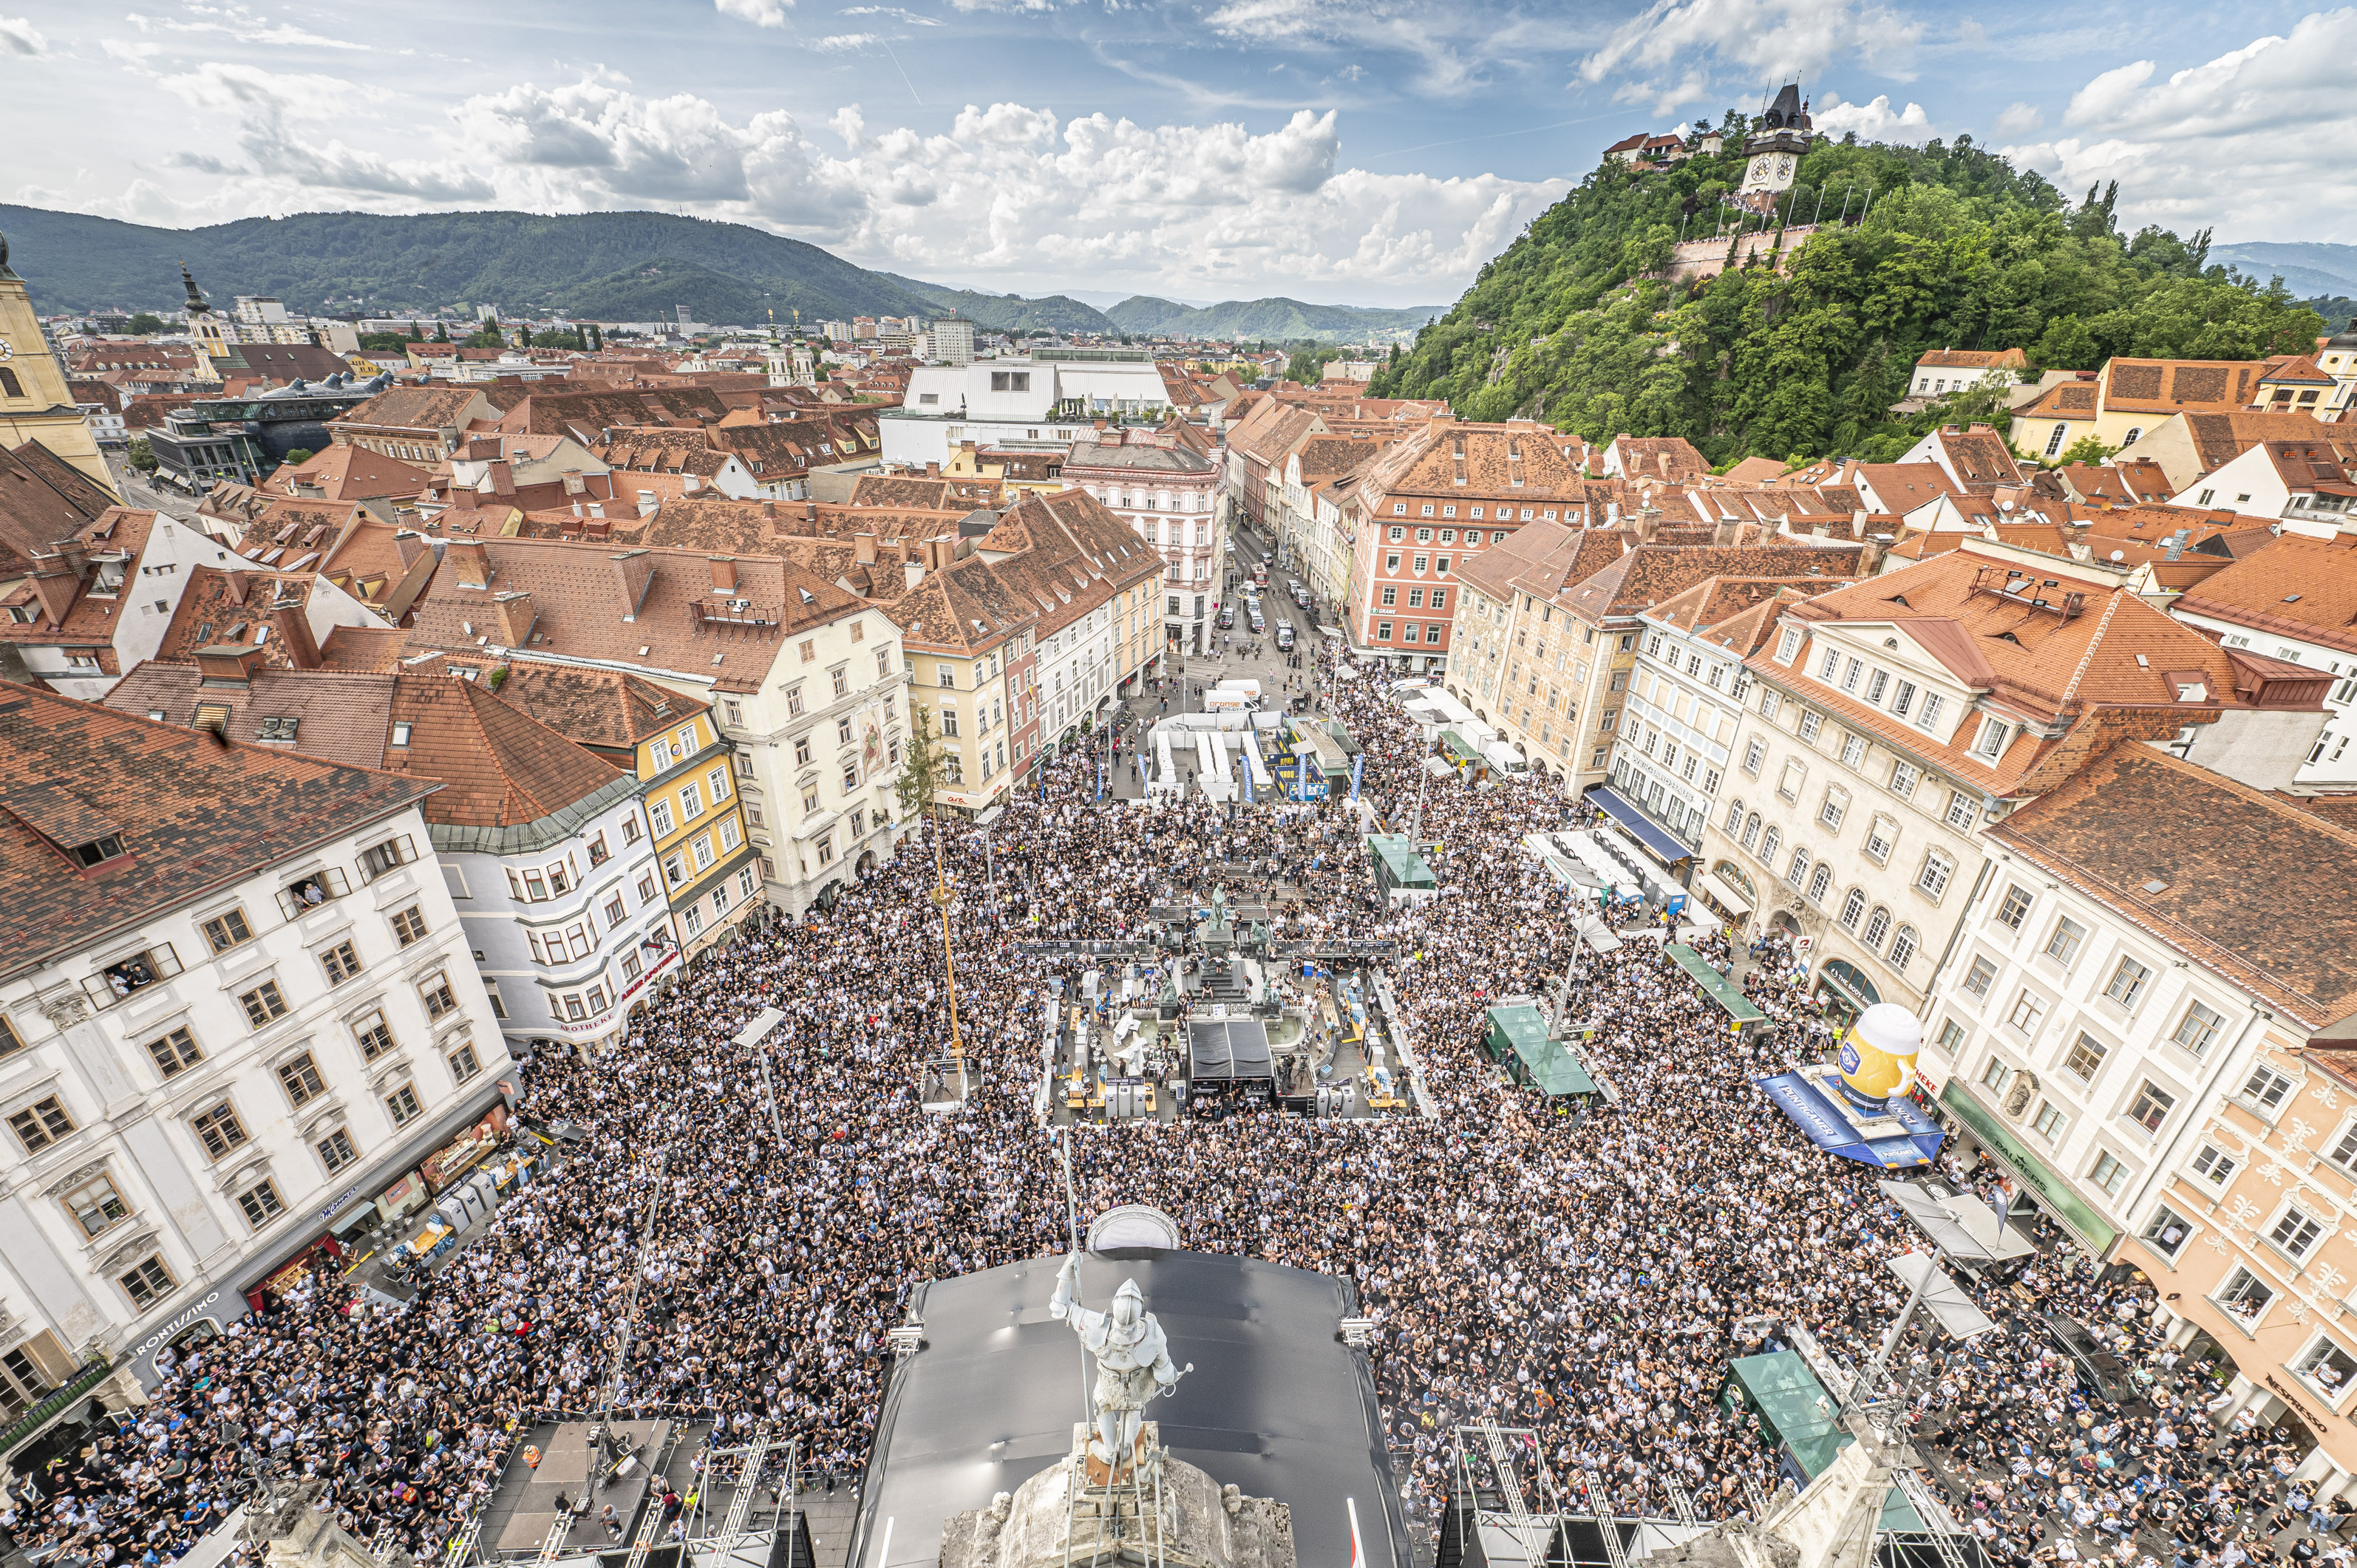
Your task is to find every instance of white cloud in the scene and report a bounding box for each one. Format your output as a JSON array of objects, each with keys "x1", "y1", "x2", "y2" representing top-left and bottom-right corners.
[
  {"x1": 1995, "y1": 101, "x2": 2042, "y2": 135},
  {"x1": 1203, "y1": 0, "x2": 1579, "y2": 96},
  {"x1": 1811, "y1": 89, "x2": 1930, "y2": 143},
  {"x1": 814, "y1": 32, "x2": 877, "y2": 50},
  {"x1": 1577, "y1": 0, "x2": 1921, "y2": 109},
  {"x1": 838, "y1": 4, "x2": 944, "y2": 19},
  {"x1": 2001, "y1": 9, "x2": 2357, "y2": 242},
  {"x1": 0, "y1": 14, "x2": 45, "y2": 53},
  {"x1": 160, "y1": 61, "x2": 496, "y2": 201},
  {"x1": 454, "y1": 83, "x2": 1565, "y2": 300},
  {"x1": 715, "y1": 0, "x2": 792, "y2": 24},
  {"x1": 126, "y1": 4, "x2": 367, "y2": 50}
]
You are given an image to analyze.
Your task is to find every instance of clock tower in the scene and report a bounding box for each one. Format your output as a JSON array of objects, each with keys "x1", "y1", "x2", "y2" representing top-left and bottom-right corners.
[
  {"x1": 1738, "y1": 83, "x2": 1813, "y2": 199},
  {"x1": 0, "y1": 231, "x2": 115, "y2": 490}
]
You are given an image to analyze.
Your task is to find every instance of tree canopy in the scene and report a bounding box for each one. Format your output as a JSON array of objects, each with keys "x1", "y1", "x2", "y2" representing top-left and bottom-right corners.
[{"x1": 1370, "y1": 134, "x2": 2323, "y2": 465}]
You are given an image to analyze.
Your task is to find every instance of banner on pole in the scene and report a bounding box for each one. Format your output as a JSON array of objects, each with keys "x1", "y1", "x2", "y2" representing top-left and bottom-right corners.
[{"x1": 1350, "y1": 751, "x2": 1364, "y2": 802}]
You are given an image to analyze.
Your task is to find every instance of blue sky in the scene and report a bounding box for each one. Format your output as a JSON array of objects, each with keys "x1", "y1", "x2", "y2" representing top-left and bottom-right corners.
[{"x1": 1, "y1": 0, "x2": 2350, "y2": 307}]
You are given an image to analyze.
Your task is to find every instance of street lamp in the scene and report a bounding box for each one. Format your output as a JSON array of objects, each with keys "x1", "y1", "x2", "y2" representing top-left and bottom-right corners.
[{"x1": 975, "y1": 804, "x2": 1005, "y2": 921}]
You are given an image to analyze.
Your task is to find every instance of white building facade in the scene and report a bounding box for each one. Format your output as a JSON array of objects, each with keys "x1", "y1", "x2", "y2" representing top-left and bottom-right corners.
[
  {"x1": 1058, "y1": 438, "x2": 1222, "y2": 654},
  {"x1": 881, "y1": 354, "x2": 1170, "y2": 471}
]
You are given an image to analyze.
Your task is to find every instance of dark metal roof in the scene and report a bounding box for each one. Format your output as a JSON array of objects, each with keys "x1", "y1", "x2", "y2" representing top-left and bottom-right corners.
[
  {"x1": 850, "y1": 1250, "x2": 1407, "y2": 1568},
  {"x1": 1187, "y1": 1017, "x2": 1274, "y2": 1080}
]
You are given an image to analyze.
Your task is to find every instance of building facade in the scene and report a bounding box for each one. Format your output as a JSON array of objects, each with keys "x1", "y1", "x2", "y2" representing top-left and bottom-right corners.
[
  {"x1": 0, "y1": 687, "x2": 511, "y2": 1451},
  {"x1": 635, "y1": 703, "x2": 764, "y2": 951},
  {"x1": 1059, "y1": 434, "x2": 1222, "y2": 653}
]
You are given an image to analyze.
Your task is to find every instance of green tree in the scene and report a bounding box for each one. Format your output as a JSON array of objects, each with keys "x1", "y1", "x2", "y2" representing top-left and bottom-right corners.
[
  {"x1": 2033, "y1": 314, "x2": 2098, "y2": 369},
  {"x1": 126, "y1": 313, "x2": 164, "y2": 335},
  {"x1": 2053, "y1": 434, "x2": 2117, "y2": 468},
  {"x1": 894, "y1": 703, "x2": 950, "y2": 826},
  {"x1": 1619, "y1": 222, "x2": 1676, "y2": 279},
  {"x1": 357, "y1": 332, "x2": 409, "y2": 352},
  {"x1": 283, "y1": 448, "x2": 314, "y2": 466},
  {"x1": 433, "y1": 321, "x2": 449, "y2": 342},
  {"x1": 126, "y1": 437, "x2": 156, "y2": 473}
]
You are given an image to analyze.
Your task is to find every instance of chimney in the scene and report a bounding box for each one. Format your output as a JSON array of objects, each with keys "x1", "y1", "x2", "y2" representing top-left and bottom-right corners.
[
  {"x1": 637, "y1": 488, "x2": 659, "y2": 518},
  {"x1": 448, "y1": 539, "x2": 492, "y2": 587},
  {"x1": 221, "y1": 568, "x2": 251, "y2": 606},
  {"x1": 925, "y1": 461, "x2": 940, "y2": 477},
  {"x1": 710, "y1": 557, "x2": 739, "y2": 593},
  {"x1": 273, "y1": 601, "x2": 320, "y2": 669},
  {"x1": 492, "y1": 589, "x2": 537, "y2": 647},
  {"x1": 196, "y1": 643, "x2": 268, "y2": 687},
  {"x1": 484, "y1": 460, "x2": 515, "y2": 497},
  {"x1": 855, "y1": 532, "x2": 878, "y2": 565},
  {"x1": 1856, "y1": 538, "x2": 1885, "y2": 576},
  {"x1": 905, "y1": 560, "x2": 925, "y2": 591},
  {"x1": 465, "y1": 436, "x2": 501, "y2": 460},
  {"x1": 762, "y1": 500, "x2": 777, "y2": 521}
]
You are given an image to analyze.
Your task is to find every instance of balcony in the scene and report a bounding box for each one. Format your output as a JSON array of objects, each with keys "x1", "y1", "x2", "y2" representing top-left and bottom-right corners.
[{"x1": 0, "y1": 1357, "x2": 115, "y2": 1459}]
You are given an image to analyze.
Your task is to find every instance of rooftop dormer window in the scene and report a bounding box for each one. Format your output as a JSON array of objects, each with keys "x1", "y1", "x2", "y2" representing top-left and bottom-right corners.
[{"x1": 71, "y1": 834, "x2": 126, "y2": 868}]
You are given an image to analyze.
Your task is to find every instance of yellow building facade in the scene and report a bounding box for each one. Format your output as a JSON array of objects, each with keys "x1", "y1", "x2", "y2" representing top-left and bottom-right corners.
[
  {"x1": 636, "y1": 708, "x2": 765, "y2": 956},
  {"x1": 0, "y1": 234, "x2": 115, "y2": 488}
]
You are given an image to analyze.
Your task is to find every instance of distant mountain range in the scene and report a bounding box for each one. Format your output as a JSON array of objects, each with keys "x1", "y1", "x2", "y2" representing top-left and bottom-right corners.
[
  {"x1": 2209, "y1": 241, "x2": 2357, "y2": 301},
  {"x1": 1106, "y1": 295, "x2": 1443, "y2": 341},
  {"x1": 0, "y1": 203, "x2": 1429, "y2": 342}
]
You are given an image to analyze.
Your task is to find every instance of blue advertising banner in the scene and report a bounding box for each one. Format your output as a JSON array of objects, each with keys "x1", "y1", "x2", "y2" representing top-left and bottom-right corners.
[
  {"x1": 1753, "y1": 1071, "x2": 1943, "y2": 1168},
  {"x1": 1350, "y1": 751, "x2": 1364, "y2": 802}
]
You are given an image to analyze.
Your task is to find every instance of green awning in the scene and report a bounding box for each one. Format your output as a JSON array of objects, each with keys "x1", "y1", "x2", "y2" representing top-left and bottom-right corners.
[
  {"x1": 1721, "y1": 1351, "x2": 1847, "y2": 1475},
  {"x1": 1665, "y1": 944, "x2": 1766, "y2": 1024},
  {"x1": 1939, "y1": 1082, "x2": 2119, "y2": 1255}
]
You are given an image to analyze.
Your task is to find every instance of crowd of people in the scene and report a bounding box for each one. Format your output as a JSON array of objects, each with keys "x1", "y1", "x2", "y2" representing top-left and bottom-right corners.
[{"x1": 7, "y1": 626, "x2": 2319, "y2": 1568}]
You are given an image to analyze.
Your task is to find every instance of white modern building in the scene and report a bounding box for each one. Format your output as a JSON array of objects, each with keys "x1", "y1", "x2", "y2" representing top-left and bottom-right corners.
[
  {"x1": 0, "y1": 686, "x2": 511, "y2": 1445},
  {"x1": 882, "y1": 352, "x2": 1171, "y2": 470}
]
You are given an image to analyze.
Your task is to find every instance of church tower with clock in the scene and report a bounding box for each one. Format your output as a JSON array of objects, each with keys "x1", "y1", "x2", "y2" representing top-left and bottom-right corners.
[
  {"x1": 1738, "y1": 83, "x2": 1814, "y2": 200},
  {"x1": 0, "y1": 232, "x2": 115, "y2": 489}
]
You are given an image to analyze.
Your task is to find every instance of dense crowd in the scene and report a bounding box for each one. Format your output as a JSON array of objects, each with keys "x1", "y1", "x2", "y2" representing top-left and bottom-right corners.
[{"x1": 5, "y1": 624, "x2": 2334, "y2": 1568}]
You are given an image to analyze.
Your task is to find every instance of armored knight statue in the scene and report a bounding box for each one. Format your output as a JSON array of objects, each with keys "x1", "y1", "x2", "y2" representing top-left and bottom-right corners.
[{"x1": 1049, "y1": 1252, "x2": 1187, "y2": 1470}]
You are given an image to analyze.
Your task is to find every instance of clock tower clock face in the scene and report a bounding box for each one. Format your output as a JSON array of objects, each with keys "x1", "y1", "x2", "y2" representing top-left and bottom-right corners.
[
  {"x1": 1778, "y1": 156, "x2": 1794, "y2": 178},
  {"x1": 0, "y1": 338, "x2": 13, "y2": 360},
  {"x1": 1750, "y1": 156, "x2": 1771, "y2": 183}
]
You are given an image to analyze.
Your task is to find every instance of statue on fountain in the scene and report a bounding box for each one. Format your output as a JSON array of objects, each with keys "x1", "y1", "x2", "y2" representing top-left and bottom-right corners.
[{"x1": 1050, "y1": 1252, "x2": 1187, "y2": 1474}]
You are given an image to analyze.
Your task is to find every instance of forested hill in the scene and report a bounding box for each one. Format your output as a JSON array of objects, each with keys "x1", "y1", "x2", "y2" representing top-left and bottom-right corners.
[{"x1": 1369, "y1": 135, "x2": 2325, "y2": 466}]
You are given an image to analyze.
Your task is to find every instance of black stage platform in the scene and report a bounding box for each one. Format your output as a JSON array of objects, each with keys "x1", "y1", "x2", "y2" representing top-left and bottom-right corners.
[{"x1": 847, "y1": 1250, "x2": 1408, "y2": 1568}]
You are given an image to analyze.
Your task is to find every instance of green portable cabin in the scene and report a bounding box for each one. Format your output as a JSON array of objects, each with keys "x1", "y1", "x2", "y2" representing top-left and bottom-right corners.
[
  {"x1": 1482, "y1": 1003, "x2": 1602, "y2": 1104},
  {"x1": 1365, "y1": 834, "x2": 1438, "y2": 904},
  {"x1": 1718, "y1": 1351, "x2": 1925, "y2": 1527}
]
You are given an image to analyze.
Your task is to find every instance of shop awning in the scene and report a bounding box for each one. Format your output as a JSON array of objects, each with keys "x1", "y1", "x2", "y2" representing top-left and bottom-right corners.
[
  {"x1": 1696, "y1": 871, "x2": 1754, "y2": 916},
  {"x1": 1939, "y1": 1082, "x2": 2120, "y2": 1254},
  {"x1": 1755, "y1": 1071, "x2": 1944, "y2": 1168},
  {"x1": 1483, "y1": 1004, "x2": 1599, "y2": 1099},
  {"x1": 1664, "y1": 944, "x2": 1765, "y2": 1025},
  {"x1": 1585, "y1": 785, "x2": 1693, "y2": 864}
]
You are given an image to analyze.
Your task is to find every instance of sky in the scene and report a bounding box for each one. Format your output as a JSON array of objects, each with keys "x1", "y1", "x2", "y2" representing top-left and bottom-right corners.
[{"x1": 1, "y1": 0, "x2": 2351, "y2": 309}]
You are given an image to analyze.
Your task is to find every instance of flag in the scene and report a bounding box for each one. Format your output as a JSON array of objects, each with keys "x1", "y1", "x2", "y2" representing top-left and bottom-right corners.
[
  {"x1": 1350, "y1": 751, "x2": 1364, "y2": 802},
  {"x1": 1347, "y1": 1499, "x2": 1366, "y2": 1568},
  {"x1": 1242, "y1": 754, "x2": 1254, "y2": 802}
]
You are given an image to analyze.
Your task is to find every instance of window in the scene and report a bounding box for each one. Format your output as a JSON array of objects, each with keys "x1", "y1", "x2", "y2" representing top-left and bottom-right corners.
[
  {"x1": 1863, "y1": 815, "x2": 1896, "y2": 864},
  {"x1": 1888, "y1": 925, "x2": 1919, "y2": 970},
  {"x1": 1973, "y1": 719, "x2": 2010, "y2": 760},
  {"x1": 1917, "y1": 693, "x2": 1946, "y2": 730},
  {"x1": 1775, "y1": 628, "x2": 1803, "y2": 663},
  {"x1": 1806, "y1": 862, "x2": 1833, "y2": 903},
  {"x1": 1995, "y1": 884, "x2": 2033, "y2": 930},
  {"x1": 420, "y1": 972, "x2": 458, "y2": 1022},
  {"x1": 589, "y1": 830, "x2": 611, "y2": 866},
  {"x1": 1742, "y1": 738, "x2": 1766, "y2": 775},
  {"x1": 1758, "y1": 689, "x2": 1780, "y2": 720},
  {"x1": 1777, "y1": 759, "x2": 1806, "y2": 801},
  {"x1": 2126, "y1": 1080, "x2": 2175, "y2": 1133},
  {"x1": 239, "y1": 981, "x2": 289, "y2": 1029},
  {"x1": 1864, "y1": 906, "x2": 1894, "y2": 950},
  {"x1": 2032, "y1": 1101, "x2": 2067, "y2": 1142},
  {"x1": 1787, "y1": 848, "x2": 1811, "y2": 887},
  {"x1": 2241, "y1": 1065, "x2": 2294, "y2": 1114},
  {"x1": 1839, "y1": 887, "x2": 1866, "y2": 930},
  {"x1": 2090, "y1": 1151, "x2": 2129, "y2": 1198},
  {"x1": 679, "y1": 783, "x2": 705, "y2": 821},
  {"x1": 64, "y1": 1171, "x2": 131, "y2": 1238},
  {"x1": 1891, "y1": 681, "x2": 1916, "y2": 719},
  {"x1": 1916, "y1": 851, "x2": 1955, "y2": 899},
  {"x1": 0, "y1": 1013, "x2": 19, "y2": 1060},
  {"x1": 118, "y1": 1255, "x2": 176, "y2": 1309},
  {"x1": 201, "y1": 907, "x2": 254, "y2": 955},
  {"x1": 448, "y1": 1040, "x2": 481, "y2": 1083},
  {"x1": 2270, "y1": 1207, "x2": 2324, "y2": 1259},
  {"x1": 2064, "y1": 1032, "x2": 2107, "y2": 1082},
  {"x1": 2043, "y1": 917, "x2": 2086, "y2": 966},
  {"x1": 237, "y1": 1179, "x2": 285, "y2": 1230},
  {"x1": 1818, "y1": 788, "x2": 1846, "y2": 831},
  {"x1": 1942, "y1": 791, "x2": 1977, "y2": 831},
  {"x1": 2174, "y1": 1000, "x2": 2225, "y2": 1056},
  {"x1": 623, "y1": 814, "x2": 642, "y2": 845},
  {"x1": 316, "y1": 1126, "x2": 357, "y2": 1173},
  {"x1": 2006, "y1": 989, "x2": 2045, "y2": 1034},
  {"x1": 276, "y1": 1051, "x2": 327, "y2": 1108},
  {"x1": 352, "y1": 1009, "x2": 394, "y2": 1062},
  {"x1": 707, "y1": 766, "x2": 732, "y2": 804},
  {"x1": 358, "y1": 834, "x2": 416, "y2": 882},
  {"x1": 1840, "y1": 732, "x2": 1866, "y2": 768},
  {"x1": 2191, "y1": 1144, "x2": 2238, "y2": 1188},
  {"x1": 1888, "y1": 761, "x2": 1918, "y2": 798},
  {"x1": 2142, "y1": 1205, "x2": 2191, "y2": 1259},
  {"x1": 320, "y1": 940, "x2": 364, "y2": 986},
  {"x1": 1936, "y1": 1018, "x2": 1965, "y2": 1054},
  {"x1": 1819, "y1": 647, "x2": 1841, "y2": 681},
  {"x1": 2103, "y1": 957, "x2": 2150, "y2": 1007},
  {"x1": 1961, "y1": 953, "x2": 1996, "y2": 998},
  {"x1": 792, "y1": 735, "x2": 813, "y2": 767},
  {"x1": 144, "y1": 1026, "x2": 203, "y2": 1078},
  {"x1": 384, "y1": 1082, "x2": 421, "y2": 1128},
  {"x1": 1725, "y1": 800, "x2": 1747, "y2": 833},
  {"x1": 1979, "y1": 1056, "x2": 2010, "y2": 1091},
  {"x1": 390, "y1": 904, "x2": 429, "y2": 948},
  {"x1": 7, "y1": 1094, "x2": 73, "y2": 1153},
  {"x1": 190, "y1": 1101, "x2": 248, "y2": 1161},
  {"x1": 87, "y1": 943, "x2": 185, "y2": 1007},
  {"x1": 1758, "y1": 826, "x2": 1781, "y2": 862},
  {"x1": 1797, "y1": 710, "x2": 1823, "y2": 743},
  {"x1": 276, "y1": 868, "x2": 350, "y2": 918}
]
